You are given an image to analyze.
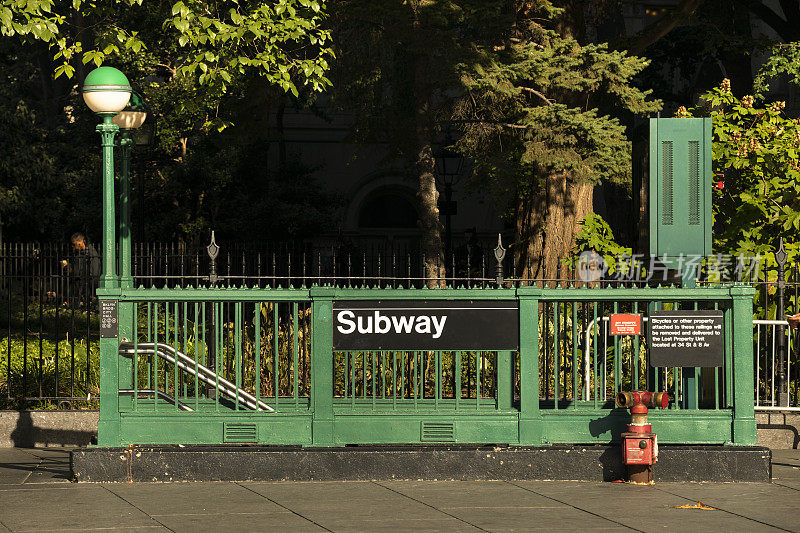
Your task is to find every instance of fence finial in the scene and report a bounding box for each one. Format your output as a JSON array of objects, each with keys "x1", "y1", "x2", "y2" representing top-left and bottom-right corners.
[
  {"x1": 494, "y1": 233, "x2": 506, "y2": 287},
  {"x1": 207, "y1": 231, "x2": 219, "y2": 286},
  {"x1": 776, "y1": 237, "x2": 787, "y2": 269}
]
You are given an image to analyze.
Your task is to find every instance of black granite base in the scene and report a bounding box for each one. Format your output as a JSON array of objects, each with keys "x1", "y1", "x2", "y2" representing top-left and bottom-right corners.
[{"x1": 71, "y1": 444, "x2": 771, "y2": 483}]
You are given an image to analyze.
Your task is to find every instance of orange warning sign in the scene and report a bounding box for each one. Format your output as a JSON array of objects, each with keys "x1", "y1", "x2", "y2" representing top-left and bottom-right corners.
[{"x1": 609, "y1": 314, "x2": 641, "y2": 335}]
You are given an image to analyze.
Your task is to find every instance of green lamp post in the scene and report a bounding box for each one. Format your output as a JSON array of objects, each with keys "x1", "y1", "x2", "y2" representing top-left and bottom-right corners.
[
  {"x1": 112, "y1": 91, "x2": 147, "y2": 290},
  {"x1": 82, "y1": 66, "x2": 132, "y2": 289}
]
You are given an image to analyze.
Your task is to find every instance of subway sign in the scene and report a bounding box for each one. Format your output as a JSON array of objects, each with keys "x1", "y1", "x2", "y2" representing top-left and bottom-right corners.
[{"x1": 332, "y1": 300, "x2": 519, "y2": 350}]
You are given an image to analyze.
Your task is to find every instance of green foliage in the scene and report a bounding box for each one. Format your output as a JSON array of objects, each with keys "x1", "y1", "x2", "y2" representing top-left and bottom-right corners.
[
  {"x1": 167, "y1": 0, "x2": 332, "y2": 97},
  {"x1": 0, "y1": 295, "x2": 100, "y2": 408},
  {"x1": 454, "y1": 1, "x2": 661, "y2": 203},
  {"x1": 753, "y1": 42, "x2": 800, "y2": 96},
  {"x1": 0, "y1": 337, "x2": 100, "y2": 408},
  {"x1": 2, "y1": 0, "x2": 333, "y2": 100},
  {"x1": 685, "y1": 78, "x2": 800, "y2": 266},
  {"x1": 568, "y1": 213, "x2": 632, "y2": 274}
]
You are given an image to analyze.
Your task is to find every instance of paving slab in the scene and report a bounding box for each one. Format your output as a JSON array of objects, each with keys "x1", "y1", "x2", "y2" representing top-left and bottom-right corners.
[
  {"x1": 49, "y1": 526, "x2": 169, "y2": 533},
  {"x1": 241, "y1": 480, "x2": 407, "y2": 502},
  {"x1": 0, "y1": 485, "x2": 159, "y2": 531},
  {"x1": 153, "y1": 511, "x2": 326, "y2": 533},
  {"x1": 104, "y1": 482, "x2": 287, "y2": 516},
  {"x1": 656, "y1": 482, "x2": 798, "y2": 531},
  {"x1": 377, "y1": 480, "x2": 567, "y2": 509},
  {"x1": 512, "y1": 481, "x2": 785, "y2": 533},
  {"x1": 435, "y1": 505, "x2": 627, "y2": 531}
]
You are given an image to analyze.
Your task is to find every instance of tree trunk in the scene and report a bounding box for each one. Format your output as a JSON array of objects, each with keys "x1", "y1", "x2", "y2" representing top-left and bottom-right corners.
[
  {"x1": 411, "y1": 47, "x2": 444, "y2": 288},
  {"x1": 415, "y1": 128, "x2": 445, "y2": 288},
  {"x1": 514, "y1": 172, "x2": 593, "y2": 284}
]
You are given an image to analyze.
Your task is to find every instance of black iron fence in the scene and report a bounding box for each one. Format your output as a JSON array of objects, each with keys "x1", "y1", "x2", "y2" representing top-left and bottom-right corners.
[{"x1": 1, "y1": 238, "x2": 798, "y2": 408}]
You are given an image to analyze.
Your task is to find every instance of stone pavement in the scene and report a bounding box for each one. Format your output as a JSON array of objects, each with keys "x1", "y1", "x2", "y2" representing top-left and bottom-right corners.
[{"x1": 0, "y1": 447, "x2": 798, "y2": 532}]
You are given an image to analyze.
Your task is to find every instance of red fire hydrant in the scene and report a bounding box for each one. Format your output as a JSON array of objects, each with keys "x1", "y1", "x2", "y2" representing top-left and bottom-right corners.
[{"x1": 615, "y1": 391, "x2": 669, "y2": 484}]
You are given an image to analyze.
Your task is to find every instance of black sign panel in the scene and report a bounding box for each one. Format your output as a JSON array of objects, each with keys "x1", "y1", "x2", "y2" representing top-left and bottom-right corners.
[
  {"x1": 333, "y1": 300, "x2": 518, "y2": 350},
  {"x1": 649, "y1": 310, "x2": 724, "y2": 367},
  {"x1": 100, "y1": 299, "x2": 118, "y2": 339}
]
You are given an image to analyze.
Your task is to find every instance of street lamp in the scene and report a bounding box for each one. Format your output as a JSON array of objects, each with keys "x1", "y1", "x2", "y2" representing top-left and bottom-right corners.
[
  {"x1": 112, "y1": 92, "x2": 148, "y2": 289},
  {"x1": 82, "y1": 66, "x2": 132, "y2": 289},
  {"x1": 434, "y1": 143, "x2": 464, "y2": 268}
]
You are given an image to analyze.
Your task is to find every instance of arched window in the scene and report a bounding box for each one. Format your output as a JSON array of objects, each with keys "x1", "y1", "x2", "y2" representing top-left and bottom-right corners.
[{"x1": 358, "y1": 192, "x2": 417, "y2": 229}]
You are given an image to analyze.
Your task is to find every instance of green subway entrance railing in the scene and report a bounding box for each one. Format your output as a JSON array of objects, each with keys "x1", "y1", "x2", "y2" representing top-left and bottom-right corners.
[{"x1": 96, "y1": 285, "x2": 756, "y2": 447}]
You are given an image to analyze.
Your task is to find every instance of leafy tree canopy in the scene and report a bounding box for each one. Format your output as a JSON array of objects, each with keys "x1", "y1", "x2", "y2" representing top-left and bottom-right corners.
[
  {"x1": 2, "y1": 0, "x2": 333, "y2": 101},
  {"x1": 683, "y1": 75, "x2": 800, "y2": 266}
]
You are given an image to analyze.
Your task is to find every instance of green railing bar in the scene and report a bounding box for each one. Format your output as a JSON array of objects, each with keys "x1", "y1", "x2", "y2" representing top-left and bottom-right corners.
[
  {"x1": 380, "y1": 350, "x2": 386, "y2": 399},
  {"x1": 414, "y1": 351, "x2": 418, "y2": 409},
  {"x1": 392, "y1": 351, "x2": 397, "y2": 409},
  {"x1": 613, "y1": 301, "x2": 620, "y2": 396},
  {"x1": 593, "y1": 301, "x2": 598, "y2": 408},
  {"x1": 153, "y1": 303, "x2": 158, "y2": 412},
  {"x1": 455, "y1": 350, "x2": 461, "y2": 409},
  {"x1": 255, "y1": 303, "x2": 261, "y2": 410},
  {"x1": 195, "y1": 302, "x2": 201, "y2": 411},
  {"x1": 173, "y1": 302, "x2": 179, "y2": 410},
  {"x1": 183, "y1": 302, "x2": 188, "y2": 399},
  {"x1": 714, "y1": 301, "x2": 720, "y2": 410},
  {"x1": 350, "y1": 350, "x2": 355, "y2": 406},
  {"x1": 435, "y1": 351, "x2": 440, "y2": 409},
  {"x1": 572, "y1": 302, "x2": 578, "y2": 408},
  {"x1": 164, "y1": 302, "x2": 170, "y2": 407},
  {"x1": 133, "y1": 303, "x2": 138, "y2": 411},
  {"x1": 475, "y1": 351, "x2": 480, "y2": 410},
  {"x1": 293, "y1": 302, "x2": 299, "y2": 408},
  {"x1": 214, "y1": 302, "x2": 220, "y2": 412},
  {"x1": 401, "y1": 351, "x2": 406, "y2": 400},
  {"x1": 235, "y1": 302, "x2": 242, "y2": 411},
  {"x1": 673, "y1": 300, "x2": 680, "y2": 410},
  {"x1": 273, "y1": 303, "x2": 279, "y2": 407},
  {"x1": 146, "y1": 302, "x2": 151, "y2": 390},
  {"x1": 554, "y1": 303, "x2": 559, "y2": 409},
  {"x1": 119, "y1": 287, "x2": 312, "y2": 301},
  {"x1": 633, "y1": 301, "x2": 640, "y2": 390}
]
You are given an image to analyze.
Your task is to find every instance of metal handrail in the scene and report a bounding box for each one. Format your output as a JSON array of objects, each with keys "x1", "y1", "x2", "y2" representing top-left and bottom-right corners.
[
  {"x1": 119, "y1": 388, "x2": 194, "y2": 411},
  {"x1": 119, "y1": 342, "x2": 275, "y2": 412}
]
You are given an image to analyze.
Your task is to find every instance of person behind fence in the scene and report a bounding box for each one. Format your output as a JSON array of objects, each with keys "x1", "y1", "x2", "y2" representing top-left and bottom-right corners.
[{"x1": 65, "y1": 233, "x2": 101, "y2": 304}]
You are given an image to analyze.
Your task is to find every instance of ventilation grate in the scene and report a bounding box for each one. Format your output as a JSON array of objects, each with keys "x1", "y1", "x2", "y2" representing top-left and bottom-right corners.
[
  {"x1": 662, "y1": 141, "x2": 674, "y2": 225},
  {"x1": 421, "y1": 421, "x2": 456, "y2": 442},
  {"x1": 224, "y1": 423, "x2": 258, "y2": 443},
  {"x1": 688, "y1": 140, "x2": 700, "y2": 226}
]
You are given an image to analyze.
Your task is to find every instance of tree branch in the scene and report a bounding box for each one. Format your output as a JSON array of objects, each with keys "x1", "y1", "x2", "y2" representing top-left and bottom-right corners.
[
  {"x1": 519, "y1": 86, "x2": 553, "y2": 105},
  {"x1": 622, "y1": 0, "x2": 703, "y2": 56}
]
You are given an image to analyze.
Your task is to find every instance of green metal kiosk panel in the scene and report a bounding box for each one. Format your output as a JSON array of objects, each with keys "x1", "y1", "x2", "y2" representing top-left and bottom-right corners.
[
  {"x1": 541, "y1": 410, "x2": 735, "y2": 444},
  {"x1": 649, "y1": 118, "x2": 712, "y2": 264},
  {"x1": 113, "y1": 415, "x2": 313, "y2": 446},
  {"x1": 331, "y1": 414, "x2": 520, "y2": 445}
]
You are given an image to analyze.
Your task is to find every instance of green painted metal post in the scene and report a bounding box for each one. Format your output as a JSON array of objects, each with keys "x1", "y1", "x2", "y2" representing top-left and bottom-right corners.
[
  {"x1": 517, "y1": 287, "x2": 542, "y2": 445},
  {"x1": 96, "y1": 115, "x2": 121, "y2": 445},
  {"x1": 310, "y1": 287, "x2": 335, "y2": 446},
  {"x1": 118, "y1": 131, "x2": 133, "y2": 290},
  {"x1": 98, "y1": 115, "x2": 119, "y2": 290},
  {"x1": 730, "y1": 285, "x2": 757, "y2": 444},
  {"x1": 97, "y1": 310, "x2": 121, "y2": 445},
  {"x1": 118, "y1": 131, "x2": 134, "y2": 407},
  {"x1": 496, "y1": 350, "x2": 513, "y2": 411}
]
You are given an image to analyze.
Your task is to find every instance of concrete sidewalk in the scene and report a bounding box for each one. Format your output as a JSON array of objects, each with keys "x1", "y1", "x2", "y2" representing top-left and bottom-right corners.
[{"x1": 0, "y1": 448, "x2": 798, "y2": 532}]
